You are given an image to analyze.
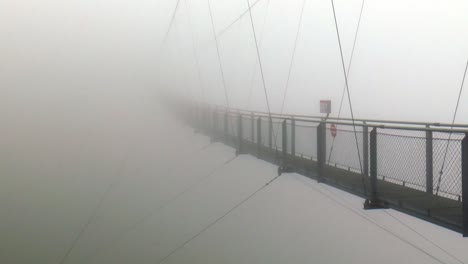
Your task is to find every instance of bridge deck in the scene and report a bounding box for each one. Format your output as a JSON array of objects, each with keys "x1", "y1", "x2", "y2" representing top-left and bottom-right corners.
[{"x1": 225, "y1": 138, "x2": 463, "y2": 234}]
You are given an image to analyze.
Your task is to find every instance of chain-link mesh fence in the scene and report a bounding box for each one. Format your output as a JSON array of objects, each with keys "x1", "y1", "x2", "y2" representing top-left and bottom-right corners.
[
  {"x1": 433, "y1": 132, "x2": 464, "y2": 200},
  {"x1": 209, "y1": 111, "x2": 465, "y2": 202},
  {"x1": 376, "y1": 129, "x2": 426, "y2": 192},
  {"x1": 295, "y1": 121, "x2": 318, "y2": 160},
  {"x1": 260, "y1": 118, "x2": 269, "y2": 147},
  {"x1": 272, "y1": 120, "x2": 283, "y2": 152},
  {"x1": 226, "y1": 113, "x2": 237, "y2": 138},
  {"x1": 326, "y1": 126, "x2": 364, "y2": 174},
  {"x1": 242, "y1": 115, "x2": 254, "y2": 142},
  {"x1": 286, "y1": 120, "x2": 293, "y2": 155}
]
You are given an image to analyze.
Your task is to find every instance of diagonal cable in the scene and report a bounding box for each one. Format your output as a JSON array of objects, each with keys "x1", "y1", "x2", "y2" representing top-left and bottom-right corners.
[
  {"x1": 271, "y1": 0, "x2": 308, "y2": 149},
  {"x1": 327, "y1": 0, "x2": 366, "y2": 164},
  {"x1": 330, "y1": 0, "x2": 367, "y2": 196},
  {"x1": 184, "y1": 0, "x2": 206, "y2": 103},
  {"x1": 246, "y1": 0, "x2": 272, "y2": 110},
  {"x1": 207, "y1": 0, "x2": 231, "y2": 108},
  {"x1": 436, "y1": 59, "x2": 468, "y2": 195},
  {"x1": 157, "y1": 174, "x2": 282, "y2": 264}
]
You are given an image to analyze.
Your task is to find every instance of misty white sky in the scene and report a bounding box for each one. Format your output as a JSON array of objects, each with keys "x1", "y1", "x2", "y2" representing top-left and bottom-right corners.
[{"x1": 1, "y1": 0, "x2": 468, "y2": 125}]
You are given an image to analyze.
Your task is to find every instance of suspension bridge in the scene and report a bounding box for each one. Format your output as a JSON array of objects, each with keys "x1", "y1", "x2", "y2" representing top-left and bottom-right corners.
[
  {"x1": 160, "y1": 0, "x2": 468, "y2": 235},
  {"x1": 4, "y1": 0, "x2": 468, "y2": 263}
]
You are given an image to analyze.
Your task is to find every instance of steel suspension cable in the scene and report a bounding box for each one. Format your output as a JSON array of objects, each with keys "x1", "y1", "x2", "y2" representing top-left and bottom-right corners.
[
  {"x1": 184, "y1": 0, "x2": 206, "y2": 104},
  {"x1": 245, "y1": 0, "x2": 274, "y2": 142},
  {"x1": 278, "y1": 0, "x2": 307, "y2": 115},
  {"x1": 80, "y1": 148, "x2": 237, "y2": 264},
  {"x1": 330, "y1": 0, "x2": 367, "y2": 196},
  {"x1": 58, "y1": 2, "x2": 184, "y2": 262},
  {"x1": 58, "y1": 160, "x2": 128, "y2": 264},
  {"x1": 215, "y1": 0, "x2": 265, "y2": 40},
  {"x1": 207, "y1": 0, "x2": 231, "y2": 109},
  {"x1": 327, "y1": 0, "x2": 366, "y2": 164},
  {"x1": 383, "y1": 211, "x2": 465, "y2": 264},
  {"x1": 157, "y1": 173, "x2": 283, "y2": 264},
  {"x1": 271, "y1": 0, "x2": 307, "y2": 149},
  {"x1": 313, "y1": 184, "x2": 450, "y2": 264},
  {"x1": 436, "y1": 59, "x2": 468, "y2": 196},
  {"x1": 246, "y1": 0, "x2": 271, "y2": 109},
  {"x1": 161, "y1": 0, "x2": 182, "y2": 50}
]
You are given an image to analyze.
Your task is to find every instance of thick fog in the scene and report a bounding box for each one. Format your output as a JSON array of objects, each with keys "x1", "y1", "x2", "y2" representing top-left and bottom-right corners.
[
  {"x1": 2, "y1": 0, "x2": 468, "y2": 263},
  {"x1": 158, "y1": 0, "x2": 468, "y2": 123}
]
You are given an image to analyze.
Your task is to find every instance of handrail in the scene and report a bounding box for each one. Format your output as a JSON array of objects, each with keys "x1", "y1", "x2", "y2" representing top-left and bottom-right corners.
[{"x1": 210, "y1": 104, "x2": 468, "y2": 130}]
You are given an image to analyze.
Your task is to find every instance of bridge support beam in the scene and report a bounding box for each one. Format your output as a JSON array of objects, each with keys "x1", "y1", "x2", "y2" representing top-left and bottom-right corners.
[{"x1": 462, "y1": 134, "x2": 468, "y2": 237}]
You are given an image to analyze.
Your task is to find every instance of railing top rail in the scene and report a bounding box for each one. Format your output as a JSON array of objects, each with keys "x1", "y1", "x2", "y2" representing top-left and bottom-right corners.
[{"x1": 211, "y1": 105, "x2": 468, "y2": 130}]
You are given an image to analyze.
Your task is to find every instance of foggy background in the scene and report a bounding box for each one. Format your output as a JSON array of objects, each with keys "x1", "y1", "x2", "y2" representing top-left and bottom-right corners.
[
  {"x1": 1, "y1": 0, "x2": 468, "y2": 263},
  {"x1": 2, "y1": 0, "x2": 468, "y2": 123}
]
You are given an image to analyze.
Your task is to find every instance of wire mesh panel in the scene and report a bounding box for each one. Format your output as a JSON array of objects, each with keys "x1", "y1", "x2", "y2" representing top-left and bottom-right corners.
[
  {"x1": 243, "y1": 116, "x2": 257, "y2": 143},
  {"x1": 272, "y1": 120, "x2": 283, "y2": 152},
  {"x1": 213, "y1": 112, "x2": 224, "y2": 135},
  {"x1": 376, "y1": 129, "x2": 426, "y2": 191},
  {"x1": 242, "y1": 116, "x2": 253, "y2": 142},
  {"x1": 433, "y1": 132, "x2": 464, "y2": 200},
  {"x1": 260, "y1": 118, "x2": 270, "y2": 147},
  {"x1": 326, "y1": 125, "x2": 364, "y2": 173},
  {"x1": 286, "y1": 120, "x2": 293, "y2": 155},
  {"x1": 226, "y1": 114, "x2": 237, "y2": 137},
  {"x1": 295, "y1": 121, "x2": 318, "y2": 160}
]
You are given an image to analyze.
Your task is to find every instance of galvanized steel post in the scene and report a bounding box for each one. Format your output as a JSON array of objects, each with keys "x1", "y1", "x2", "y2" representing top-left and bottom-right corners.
[
  {"x1": 291, "y1": 118, "x2": 296, "y2": 159},
  {"x1": 282, "y1": 119, "x2": 287, "y2": 159},
  {"x1": 363, "y1": 125, "x2": 369, "y2": 177},
  {"x1": 426, "y1": 126, "x2": 434, "y2": 194},
  {"x1": 462, "y1": 134, "x2": 468, "y2": 237},
  {"x1": 257, "y1": 117, "x2": 262, "y2": 158}
]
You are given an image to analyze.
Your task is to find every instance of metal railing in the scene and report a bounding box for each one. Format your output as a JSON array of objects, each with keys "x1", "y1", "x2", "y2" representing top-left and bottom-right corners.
[{"x1": 171, "y1": 102, "x2": 468, "y2": 236}]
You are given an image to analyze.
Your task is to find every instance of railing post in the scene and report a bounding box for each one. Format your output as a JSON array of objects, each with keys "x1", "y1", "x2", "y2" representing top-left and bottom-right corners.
[
  {"x1": 462, "y1": 134, "x2": 468, "y2": 237},
  {"x1": 317, "y1": 122, "x2": 326, "y2": 182},
  {"x1": 370, "y1": 128, "x2": 377, "y2": 202},
  {"x1": 251, "y1": 112, "x2": 255, "y2": 142},
  {"x1": 237, "y1": 114, "x2": 243, "y2": 155},
  {"x1": 269, "y1": 117, "x2": 273, "y2": 149},
  {"x1": 257, "y1": 117, "x2": 262, "y2": 158},
  {"x1": 426, "y1": 127, "x2": 434, "y2": 195},
  {"x1": 365, "y1": 127, "x2": 386, "y2": 209},
  {"x1": 282, "y1": 119, "x2": 287, "y2": 160},
  {"x1": 363, "y1": 124, "x2": 369, "y2": 177},
  {"x1": 291, "y1": 118, "x2": 296, "y2": 159}
]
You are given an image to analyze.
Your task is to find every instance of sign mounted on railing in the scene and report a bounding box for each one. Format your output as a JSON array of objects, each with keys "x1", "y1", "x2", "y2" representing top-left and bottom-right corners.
[
  {"x1": 330, "y1": 124, "x2": 337, "y2": 138},
  {"x1": 320, "y1": 100, "x2": 331, "y2": 114}
]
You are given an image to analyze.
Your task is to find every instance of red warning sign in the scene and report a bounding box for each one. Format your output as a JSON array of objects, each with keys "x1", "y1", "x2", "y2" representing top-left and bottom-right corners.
[{"x1": 330, "y1": 124, "x2": 337, "y2": 138}]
